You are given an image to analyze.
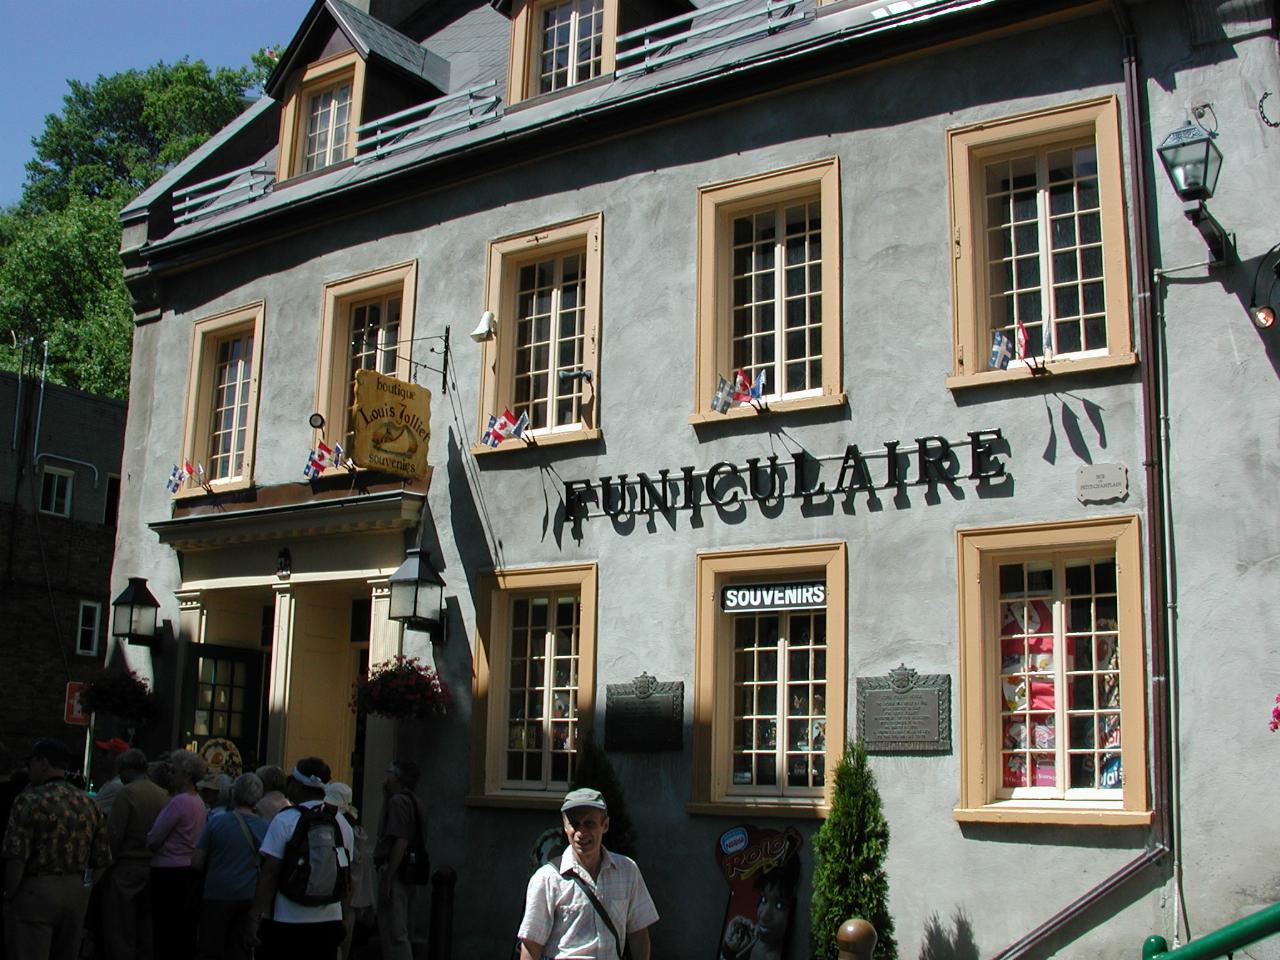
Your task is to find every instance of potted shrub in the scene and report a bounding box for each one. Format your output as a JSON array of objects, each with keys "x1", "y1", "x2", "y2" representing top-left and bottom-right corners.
[{"x1": 79, "y1": 670, "x2": 159, "y2": 726}]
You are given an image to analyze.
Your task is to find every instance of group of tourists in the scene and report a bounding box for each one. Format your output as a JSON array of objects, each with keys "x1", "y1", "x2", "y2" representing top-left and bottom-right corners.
[{"x1": 0, "y1": 738, "x2": 427, "y2": 960}]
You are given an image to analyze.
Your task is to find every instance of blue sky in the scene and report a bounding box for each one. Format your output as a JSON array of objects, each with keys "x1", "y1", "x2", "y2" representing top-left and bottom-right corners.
[{"x1": 0, "y1": 0, "x2": 314, "y2": 207}]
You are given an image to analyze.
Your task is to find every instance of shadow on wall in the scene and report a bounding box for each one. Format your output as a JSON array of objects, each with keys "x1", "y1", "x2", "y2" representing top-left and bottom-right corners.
[
  {"x1": 919, "y1": 908, "x2": 979, "y2": 960},
  {"x1": 1041, "y1": 393, "x2": 1109, "y2": 466}
]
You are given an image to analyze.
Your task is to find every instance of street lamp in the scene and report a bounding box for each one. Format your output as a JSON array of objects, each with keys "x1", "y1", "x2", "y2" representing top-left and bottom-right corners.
[
  {"x1": 387, "y1": 548, "x2": 446, "y2": 642},
  {"x1": 1157, "y1": 120, "x2": 1230, "y2": 263},
  {"x1": 111, "y1": 577, "x2": 160, "y2": 647}
]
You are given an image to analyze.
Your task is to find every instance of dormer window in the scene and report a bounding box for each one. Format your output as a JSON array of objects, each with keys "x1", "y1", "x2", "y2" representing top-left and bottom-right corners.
[
  {"x1": 278, "y1": 51, "x2": 365, "y2": 180},
  {"x1": 537, "y1": 0, "x2": 606, "y2": 93},
  {"x1": 304, "y1": 79, "x2": 354, "y2": 172}
]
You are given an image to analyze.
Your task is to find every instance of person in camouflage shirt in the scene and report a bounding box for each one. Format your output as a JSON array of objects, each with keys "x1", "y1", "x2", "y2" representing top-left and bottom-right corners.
[{"x1": 2, "y1": 738, "x2": 111, "y2": 960}]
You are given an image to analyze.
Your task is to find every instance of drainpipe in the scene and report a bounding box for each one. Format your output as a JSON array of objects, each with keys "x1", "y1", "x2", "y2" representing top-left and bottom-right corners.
[
  {"x1": 991, "y1": 3, "x2": 1175, "y2": 956},
  {"x1": 31, "y1": 341, "x2": 101, "y2": 488}
]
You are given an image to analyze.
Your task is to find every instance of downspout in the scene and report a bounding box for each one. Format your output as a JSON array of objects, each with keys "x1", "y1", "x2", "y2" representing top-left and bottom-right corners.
[
  {"x1": 31, "y1": 341, "x2": 101, "y2": 488},
  {"x1": 991, "y1": 2, "x2": 1174, "y2": 956}
]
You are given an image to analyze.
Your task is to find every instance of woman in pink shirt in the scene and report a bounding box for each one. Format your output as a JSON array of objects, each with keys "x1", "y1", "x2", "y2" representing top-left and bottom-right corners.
[{"x1": 146, "y1": 750, "x2": 209, "y2": 955}]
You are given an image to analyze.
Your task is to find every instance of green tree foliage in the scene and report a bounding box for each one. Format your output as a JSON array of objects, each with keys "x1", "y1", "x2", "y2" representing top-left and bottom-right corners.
[
  {"x1": 570, "y1": 731, "x2": 637, "y2": 858},
  {"x1": 22, "y1": 60, "x2": 253, "y2": 215},
  {"x1": 810, "y1": 740, "x2": 897, "y2": 960},
  {"x1": 0, "y1": 58, "x2": 260, "y2": 397},
  {"x1": 0, "y1": 197, "x2": 133, "y2": 395}
]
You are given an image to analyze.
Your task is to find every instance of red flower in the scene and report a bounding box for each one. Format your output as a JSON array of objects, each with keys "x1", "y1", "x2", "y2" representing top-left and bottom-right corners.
[{"x1": 351, "y1": 656, "x2": 451, "y2": 720}]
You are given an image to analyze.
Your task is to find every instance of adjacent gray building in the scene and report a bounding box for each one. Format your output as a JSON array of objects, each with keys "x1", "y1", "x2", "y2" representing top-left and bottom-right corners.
[{"x1": 113, "y1": 0, "x2": 1280, "y2": 955}]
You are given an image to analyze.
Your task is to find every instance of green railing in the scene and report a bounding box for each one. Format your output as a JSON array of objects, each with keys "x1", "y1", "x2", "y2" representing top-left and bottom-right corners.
[{"x1": 1143, "y1": 902, "x2": 1280, "y2": 960}]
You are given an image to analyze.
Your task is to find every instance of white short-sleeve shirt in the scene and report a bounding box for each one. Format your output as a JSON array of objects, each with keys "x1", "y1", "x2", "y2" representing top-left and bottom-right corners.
[
  {"x1": 519, "y1": 847, "x2": 659, "y2": 959},
  {"x1": 259, "y1": 800, "x2": 354, "y2": 923}
]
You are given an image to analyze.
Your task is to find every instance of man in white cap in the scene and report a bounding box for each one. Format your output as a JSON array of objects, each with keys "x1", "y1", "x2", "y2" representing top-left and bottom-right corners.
[{"x1": 517, "y1": 788, "x2": 657, "y2": 960}]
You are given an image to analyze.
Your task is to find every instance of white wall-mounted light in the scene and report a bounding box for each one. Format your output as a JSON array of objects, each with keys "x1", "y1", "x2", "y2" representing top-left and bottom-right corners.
[
  {"x1": 1157, "y1": 118, "x2": 1231, "y2": 264},
  {"x1": 470, "y1": 311, "x2": 497, "y2": 343}
]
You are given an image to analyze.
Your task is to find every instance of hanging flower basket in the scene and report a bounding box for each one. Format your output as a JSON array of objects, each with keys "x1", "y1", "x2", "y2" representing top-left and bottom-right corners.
[
  {"x1": 80, "y1": 670, "x2": 159, "y2": 725},
  {"x1": 350, "y1": 655, "x2": 451, "y2": 720},
  {"x1": 1270, "y1": 693, "x2": 1279, "y2": 733}
]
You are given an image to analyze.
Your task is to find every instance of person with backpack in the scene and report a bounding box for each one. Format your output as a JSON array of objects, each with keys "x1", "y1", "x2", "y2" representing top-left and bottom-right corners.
[{"x1": 248, "y1": 757, "x2": 353, "y2": 959}]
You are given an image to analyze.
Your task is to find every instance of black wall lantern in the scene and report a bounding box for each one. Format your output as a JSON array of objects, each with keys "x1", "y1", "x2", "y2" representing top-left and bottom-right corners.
[
  {"x1": 111, "y1": 577, "x2": 161, "y2": 647},
  {"x1": 388, "y1": 548, "x2": 446, "y2": 642},
  {"x1": 1158, "y1": 119, "x2": 1230, "y2": 263}
]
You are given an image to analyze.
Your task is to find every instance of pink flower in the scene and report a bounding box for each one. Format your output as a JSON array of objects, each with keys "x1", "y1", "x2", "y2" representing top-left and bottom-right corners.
[{"x1": 1271, "y1": 693, "x2": 1280, "y2": 733}]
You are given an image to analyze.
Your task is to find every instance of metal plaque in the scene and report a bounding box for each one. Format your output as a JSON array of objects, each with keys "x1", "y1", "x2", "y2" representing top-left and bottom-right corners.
[
  {"x1": 605, "y1": 672, "x2": 683, "y2": 751},
  {"x1": 1076, "y1": 463, "x2": 1128, "y2": 503},
  {"x1": 857, "y1": 664, "x2": 951, "y2": 753}
]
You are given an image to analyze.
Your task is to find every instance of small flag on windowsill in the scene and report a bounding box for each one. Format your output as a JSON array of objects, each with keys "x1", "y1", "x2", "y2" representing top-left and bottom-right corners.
[
  {"x1": 990, "y1": 330, "x2": 1013, "y2": 370},
  {"x1": 481, "y1": 409, "x2": 530, "y2": 447},
  {"x1": 1015, "y1": 318, "x2": 1030, "y2": 360},
  {"x1": 165, "y1": 464, "x2": 183, "y2": 493},
  {"x1": 711, "y1": 376, "x2": 733, "y2": 414},
  {"x1": 732, "y1": 368, "x2": 767, "y2": 405},
  {"x1": 304, "y1": 441, "x2": 333, "y2": 479}
]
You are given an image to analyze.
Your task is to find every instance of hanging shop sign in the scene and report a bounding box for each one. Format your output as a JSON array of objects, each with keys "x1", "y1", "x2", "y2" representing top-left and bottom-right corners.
[
  {"x1": 561, "y1": 428, "x2": 1008, "y2": 524},
  {"x1": 350, "y1": 370, "x2": 431, "y2": 480},
  {"x1": 720, "y1": 581, "x2": 825, "y2": 613}
]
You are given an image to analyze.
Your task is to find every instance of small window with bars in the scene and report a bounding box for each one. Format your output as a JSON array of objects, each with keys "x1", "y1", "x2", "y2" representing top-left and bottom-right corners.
[
  {"x1": 730, "y1": 609, "x2": 827, "y2": 796},
  {"x1": 194, "y1": 656, "x2": 250, "y2": 740},
  {"x1": 997, "y1": 554, "x2": 1122, "y2": 798},
  {"x1": 505, "y1": 591, "x2": 581, "y2": 789},
  {"x1": 982, "y1": 140, "x2": 1106, "y2": 362},
  {"x1": 537, "y1": 0, "x2": 604, "y2": 94},
  {"x1": 207, "y1": 330, "x2": 255, "y2": 482},
  {"x1": 513, "y1": 252, "x2": 587, "y2": 432},
  {"x1": 729, "y1": 199, "x2": 823, "y2": 400}
]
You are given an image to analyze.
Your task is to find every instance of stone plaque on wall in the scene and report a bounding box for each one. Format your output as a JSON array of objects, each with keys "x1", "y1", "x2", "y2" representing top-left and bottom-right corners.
[
  {"x1": 857, "y1": 664, "x2": 951, "y2": 753},
  {"x1": 605, "y1": 673, "x2": 683, "y2": 751}
]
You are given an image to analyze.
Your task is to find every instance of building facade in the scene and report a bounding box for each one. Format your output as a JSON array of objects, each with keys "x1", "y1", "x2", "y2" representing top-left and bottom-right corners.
[
  {"x1": 113, "y1": 0, "x2": 1280, "y2": 955},
  {"x1": 1, "y1": 367, "x2": 125, "y2": 749}
]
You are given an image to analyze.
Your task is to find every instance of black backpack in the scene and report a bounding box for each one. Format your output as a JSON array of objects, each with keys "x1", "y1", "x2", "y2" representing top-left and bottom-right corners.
[{"x1": 277, "y1": 804, "x2": 350, "y2": 906}]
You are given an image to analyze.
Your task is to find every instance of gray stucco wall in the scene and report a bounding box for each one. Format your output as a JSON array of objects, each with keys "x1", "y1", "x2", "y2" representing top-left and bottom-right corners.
[{"x1": 110, "y1": 3, "x2": 1280, "y2": 957}]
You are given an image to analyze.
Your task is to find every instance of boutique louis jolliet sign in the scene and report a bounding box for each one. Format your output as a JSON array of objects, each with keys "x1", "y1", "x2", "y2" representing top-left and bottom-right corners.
[
  {"x1": 350, "y1": 369, "x2": 431, "y2": 480},
  {"x1": 561, "y1": 428, "x2": 1009, "y2": 525}
]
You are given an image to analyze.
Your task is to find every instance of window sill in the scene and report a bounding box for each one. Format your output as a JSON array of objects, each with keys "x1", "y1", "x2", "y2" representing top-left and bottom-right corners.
[
  {"x1": 953, "y1": 803, "x2": 1153, "y2": 826},
  {"x1": 470, "y1": 426, "x2": 601, "y2": 455},
  {"x1": 688, "y1": 799, "x2": 830, "y2": 819},
  {"x1": 171, "y1": 477, "x2": 253, "y2": 500},
  {"x1": 465, "y1": 792, "x2": 567, "y2": 811},
  {"x1": 688, "y1": 392, "x2": 847, "y2": 425},
  {"x1": 947, "y1": 352, "x2": 1137, "y2": 391}
]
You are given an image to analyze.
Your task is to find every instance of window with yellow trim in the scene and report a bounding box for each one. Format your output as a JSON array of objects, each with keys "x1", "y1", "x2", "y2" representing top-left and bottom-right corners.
[
  {"x1": 316, "y1": 262, "x2": 417, "y2": 454},
  {"x1": 469, "y1": 564, "x2": 598, "y2": 806},
  {"x1": 507, "y1": 0, "x2": 617, "y2": 103},
  {"x1": 177, "y1": 302, "x2": 266, "y2": 496},
  {"x1": 476, "y1": 215, "x2": 602, "y2": 451},
  {"x1": 277, "y1": 51, "x2": 366, "y2": 180},
  {"x1": 955, "y1": 516, "x2": 1150, "y2": 826},
  {"x1": 947, "y1": 98, "x2": 1135, "y2": 388},
  {"x1": 694, "y1": 159, "x2": 843, "y2": 421},
  {"x1": 691, "y1": 543, "x2": 846, "y2": 816}
]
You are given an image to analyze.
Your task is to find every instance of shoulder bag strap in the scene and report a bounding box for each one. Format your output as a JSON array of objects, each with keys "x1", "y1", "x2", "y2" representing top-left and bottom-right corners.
[
  {"x1": 569, "y1": 872, "x2": 625, "y2": 960},
  {"x1": 232, "y1": 811, "x2": 260, "y2": 862}
]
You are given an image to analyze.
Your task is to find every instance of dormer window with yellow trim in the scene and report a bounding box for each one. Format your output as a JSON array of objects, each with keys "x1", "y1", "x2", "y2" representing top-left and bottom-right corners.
[{"x1": 277, "y1": 51, "x2": 367, "y2": 180}]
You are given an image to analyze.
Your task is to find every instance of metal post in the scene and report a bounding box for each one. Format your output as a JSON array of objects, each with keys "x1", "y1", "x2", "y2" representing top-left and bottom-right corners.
[
  {"x1": 837, "y1": 918, "x2": 878, "y2": 960},
  {"x1": 427, "y1": 865, "x2": 456, "y2": 960}
]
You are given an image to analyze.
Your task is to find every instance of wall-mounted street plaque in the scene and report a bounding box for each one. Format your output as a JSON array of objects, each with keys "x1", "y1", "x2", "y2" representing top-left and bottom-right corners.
[
  {"x1": 605, "y1": 672, "x2": 683, "y2": 751},
  {"x1": 1076, "y1": 463, "x2": 1128, "y2": 503},
  {"x1": 857, "y1": 664, "x2": 951, "y2": 753}
]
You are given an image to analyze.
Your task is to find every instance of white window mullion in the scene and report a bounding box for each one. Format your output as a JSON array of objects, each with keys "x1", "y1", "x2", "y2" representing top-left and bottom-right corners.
[
  {"x1": 1035, "y1": 153, "x2": 1055, "y2": 361},
  {"x1": 1052, "y1": 559, "x2": 1068, "y2": 800},
  {"x1": 772, "y1": 220, "x2": 787, "y2": 396}
]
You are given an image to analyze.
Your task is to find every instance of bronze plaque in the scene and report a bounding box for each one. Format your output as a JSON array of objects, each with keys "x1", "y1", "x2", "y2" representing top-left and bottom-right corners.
[
  {"x1": 857, "y1": 664, "x2": 951, "y2": 753},
  {"x1": 350, "y1": 369, "x2": 431, "y2": 479},
  {"x1": 605, "y1": 673, "x2": 683, "y2": 751}
]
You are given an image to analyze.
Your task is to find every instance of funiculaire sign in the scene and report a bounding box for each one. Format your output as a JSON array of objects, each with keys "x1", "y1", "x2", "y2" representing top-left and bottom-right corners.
[{"x1": 562, "y1": 429, "x2": 1008, "y2": 522}]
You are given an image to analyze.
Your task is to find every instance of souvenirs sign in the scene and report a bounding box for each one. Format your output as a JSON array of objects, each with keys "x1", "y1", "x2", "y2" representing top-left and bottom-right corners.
[{"x1": 351, "y1": 370, "x2": 431, "y2": 480}]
